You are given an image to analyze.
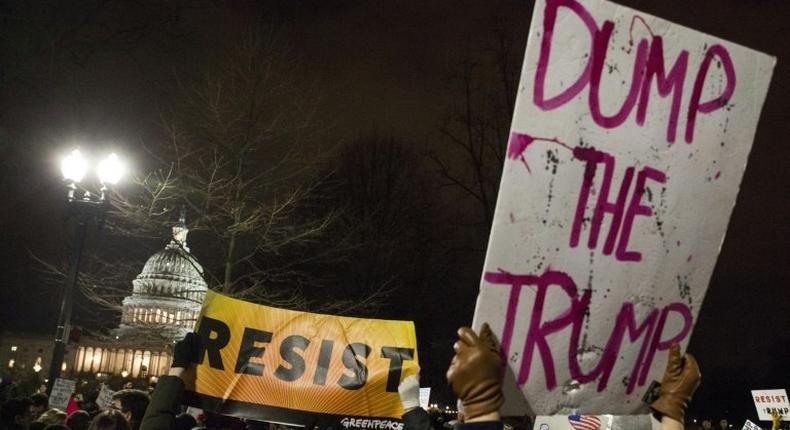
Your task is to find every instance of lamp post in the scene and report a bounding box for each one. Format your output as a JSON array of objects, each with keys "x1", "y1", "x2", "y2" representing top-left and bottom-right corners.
[{"x1": 46, "y1": 150, "x2": 125, "y2": 393}]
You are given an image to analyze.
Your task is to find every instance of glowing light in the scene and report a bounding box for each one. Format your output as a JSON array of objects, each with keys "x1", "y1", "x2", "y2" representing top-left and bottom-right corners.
[
  {"x1": 97, "y1": 153, "x2": 125, "y2": 185},
  {"x1": 61, "y1": 149, "x2": 88, "y2": 183}
]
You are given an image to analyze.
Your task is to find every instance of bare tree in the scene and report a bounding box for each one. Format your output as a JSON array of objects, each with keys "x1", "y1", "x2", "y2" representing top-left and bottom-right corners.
[
  {"x1": 429, "y1": 13, "x2": 526, "y2": 231},
  {"x1": 36, "y1": 31, "x2": 385, "y2": 336},
  {"x1": 109, "y1": 31, "x2": 349, "y2": 307},
  {"x1": 319, "y1": 135, "x2": 457, "y2": 315}
]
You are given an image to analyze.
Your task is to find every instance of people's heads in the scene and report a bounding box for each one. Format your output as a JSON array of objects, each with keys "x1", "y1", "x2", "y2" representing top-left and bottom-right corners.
[
  {"x1": 110, "y1": 390, "x2": 150, "y2": 430},
  {"x1": 1, "y1": 398, "x2": 33, "y2": 430},
  {"x1": 36, "y1": 409, "x2": 67, "y2": 427},
  {"x1": 88, "y1": 411, "x2": 131, "y2": 430},
  {"x1": 66, "y1": 411, "x2": 92, "y2": 430},
  {"x1": 718, "y1": 419, "x2": 728, "y2": 429},
  {"x1": 702, "y1": 419, "x2": 712, "y2": 429},
  {"x1": 29, "y1": 393, "x2": 49, "y2": 420}
]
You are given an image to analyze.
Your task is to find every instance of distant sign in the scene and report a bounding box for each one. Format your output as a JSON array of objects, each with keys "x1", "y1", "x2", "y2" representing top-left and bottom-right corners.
[
  {"x1": 533, "y1": 415, "x2": 659, "y2": 430},
  {"x1": 419, "y1": 388, "x2": 431, "y2": 410},
  {"x1": 752, "y1": 389, "x2": 789, "y2": 421},
  {"x1": 50, "y1": 378, "x2": 76, "y2": 410},
  {"x1": 741, "y1": 419, "x2": 762, "y2": 430},
  {"x1": 96, "y1": 384, "x2": 116, "y2": 409},
  {"x1": 473, "y1": 0, "x2": 775, "y2": 416}
]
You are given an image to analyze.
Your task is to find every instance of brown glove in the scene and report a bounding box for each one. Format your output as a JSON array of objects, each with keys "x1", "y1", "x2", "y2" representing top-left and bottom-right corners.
[
  {"x1": 650, "y1": 344, "x2": 701, "y2": 422},
  {"x1": 446, "y1": 323, "x2": 504, "y2": 419}
]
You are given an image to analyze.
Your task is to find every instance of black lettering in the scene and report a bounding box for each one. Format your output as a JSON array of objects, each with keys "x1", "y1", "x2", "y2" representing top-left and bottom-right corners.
[
  {"x1": 338, "y1": 342, "x2": 370, "y2": 390},
  {"x1": 196, "y1": 317, "x2": 231, "y2": 370},
  {"x1": 380, "y1": 347, "x2": 415, "y2": 392},
  {"x1": 274, "y1": 335, "x2": 310, "y2": 382},
  {"x1": 312, "y1": 339, "x2": 334, "y2": 385},
  {"x1": 234, "y1": 327, "x2": 272, "y2": 375}
]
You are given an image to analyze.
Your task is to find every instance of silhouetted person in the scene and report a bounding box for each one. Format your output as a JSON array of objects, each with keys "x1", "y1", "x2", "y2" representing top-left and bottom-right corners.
[
  {"x1": 111, "y1": 391, "x2": 150, "y2": 430},
  {"x1": 1, "y1": 398, "x2": 33, "y2": 430}
]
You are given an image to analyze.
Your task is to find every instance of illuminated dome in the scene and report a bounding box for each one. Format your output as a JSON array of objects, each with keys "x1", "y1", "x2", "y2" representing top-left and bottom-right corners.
[{"x1": 115, "y1": 212, "x2": 207, "y2": 342}]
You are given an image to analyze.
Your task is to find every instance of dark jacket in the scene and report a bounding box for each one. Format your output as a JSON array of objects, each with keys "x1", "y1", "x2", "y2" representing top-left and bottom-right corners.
[
  {"x1": 402, "y1": 408, "x2": 433, "y2": 430},
  {"x1": 454, "y1": 422, "x2": 503, "y2": 430},
  {"x1": 140, "y1": 376, "x2": 185, "y2": 430}
]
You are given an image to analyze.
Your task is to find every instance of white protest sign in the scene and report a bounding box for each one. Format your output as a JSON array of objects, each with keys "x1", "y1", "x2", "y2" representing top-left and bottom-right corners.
[
  {"x1": 752, "y1": 389, "x2": 790, "y2": 421},
  {"x1": 185, "y1": 407, "x2": 203, "y2": 419},
  {"x1": 96, "y1": 384, "x2": 116, "y2": 409},
  {"x1": 419, "y1": 388, "x2": 431, "y2": 410},
  {"x1": 49, "y1": 378, "x2": 77, "y2": 410},
  {"x1": 742, "y1": 419, "x2": 762, "y2": 430},
  {"x1": 473, "y1": 0, "x2": 775, "y2": 416},
  {"x1": 534, "y1": 415, "x2": 661, "y2": 430}
]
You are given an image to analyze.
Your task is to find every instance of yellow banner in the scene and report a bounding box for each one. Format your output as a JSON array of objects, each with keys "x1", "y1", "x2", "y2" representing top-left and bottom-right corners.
[{"x1": 189, "y1": 290, "x2": 418, "y2": 422}]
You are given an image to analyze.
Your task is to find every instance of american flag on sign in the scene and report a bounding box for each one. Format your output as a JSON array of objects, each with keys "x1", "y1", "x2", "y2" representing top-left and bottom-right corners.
[{"x1": 567, "y1": 415, "x2": 601, "y2": 430}]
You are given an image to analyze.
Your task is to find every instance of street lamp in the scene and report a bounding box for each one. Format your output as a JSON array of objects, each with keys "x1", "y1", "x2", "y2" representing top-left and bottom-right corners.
[{"x1": 46, "y1": 150, "x2": 125, "y2": 393}]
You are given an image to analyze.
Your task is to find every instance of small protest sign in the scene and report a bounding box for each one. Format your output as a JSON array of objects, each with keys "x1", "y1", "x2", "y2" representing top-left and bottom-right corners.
[
  {"x1": 752, "y1": 389, "x2": 790, "y2": 421},
  {"x1": 533, "y1": 415, "x2": 658, "y2": 430},
  {"x1": 742, "y1": 419, "x2": 762, "y2": 430},
  {"x1": 185, "y1": 407, "x2": 203, "y2": 419},
  {"x1": 49, "y1": 378, "x2": 76, "y2": 410},
  {"x1": 96, "y1": 384, "x2": 116, "y2": 410},
  {"x1": 473, "y1": 0, "x2": 775, "y2": 416},
  {"x1": 419, "y1": 388, "x2": 431, "y2": 410},
  {"x1": 186, "y1": 290, "x2": 418, "y2": 429}
]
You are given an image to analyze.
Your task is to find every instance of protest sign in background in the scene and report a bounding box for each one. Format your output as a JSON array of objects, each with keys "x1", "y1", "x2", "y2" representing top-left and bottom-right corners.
[
  {"x1": 419, "y1": 388, "x2": 431, "y2": 410},
  {"x1": 751, "y1": 389, "x2": 789, "y2": 421},
  {"x1": 49, "y1": 378, "x2": 76, "y2": 410},
  {"x1": 186, "y1": 290, "x2": 418, "y2": 428},
  {"x1": 473, "y1": 0, "x2": 775, "y2": 416},
  {"x1": 741, "y1": 419, "x2": 762, "y2": 430},
  {"x1": 533, "y1": 414, "x2": 660, "y2": 430},
  {"x1": 96, "y1": 384, "x2": 116, "y2": 410}
]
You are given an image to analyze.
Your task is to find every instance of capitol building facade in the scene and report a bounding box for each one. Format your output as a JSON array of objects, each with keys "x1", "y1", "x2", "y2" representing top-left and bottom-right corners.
[{"x1": 1, "y1": 215, "x2": 207, "y2": 381}]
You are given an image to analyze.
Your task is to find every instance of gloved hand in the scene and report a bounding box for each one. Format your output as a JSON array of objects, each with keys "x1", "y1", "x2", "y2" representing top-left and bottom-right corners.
[
  {"x1": 398, "y1": 375, "x2": 421, "y2": 411},
  {"x1": 651, "y1": 344, "x2": 701, "y2": 422},
  {"x1": 172, "y1": 332, "x2": 201, "y2": 369},
  {"x1": 446, "y1": 323, "x2": 504, "y2": 419}
]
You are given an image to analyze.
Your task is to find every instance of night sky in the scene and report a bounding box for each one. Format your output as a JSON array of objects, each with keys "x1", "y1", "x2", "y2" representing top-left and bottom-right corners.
[{"x1": 1, "y1": 0, "x2": 789, "y2": 423}]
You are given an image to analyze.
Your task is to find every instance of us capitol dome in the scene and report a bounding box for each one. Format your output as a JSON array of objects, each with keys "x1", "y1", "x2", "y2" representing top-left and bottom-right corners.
[{"x1": 68, "y1": 213, "x2": 207, "y2": 379}]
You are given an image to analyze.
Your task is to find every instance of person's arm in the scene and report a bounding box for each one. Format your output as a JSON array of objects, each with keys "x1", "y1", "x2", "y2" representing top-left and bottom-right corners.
[
  {"x1": 446, "y1": 324, "x2": 504, "y2": 430},
  {"x1": 399, "y1": 375, "x2": 434, "y2": 430},
  {"x1": 140, "y1": 333, "x2": 200, "y2": 430},
  {"x1": 650, "y1": 344, "x2": 702, "y2": 430}
]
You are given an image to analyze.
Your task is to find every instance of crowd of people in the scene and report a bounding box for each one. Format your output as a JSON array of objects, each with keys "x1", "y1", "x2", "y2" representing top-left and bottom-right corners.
[{"x1": 1, "y1": 324, "x2": 707, "y2": 430}]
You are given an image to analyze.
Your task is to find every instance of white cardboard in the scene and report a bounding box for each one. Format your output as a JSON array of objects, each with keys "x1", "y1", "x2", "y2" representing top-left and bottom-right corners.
[
  {"x1": 96, "y1": 384, "x2": 116, "y2": 410},
  {"x1": 419, "y1": 388, "x2": 431, "y2": 410},
  {"x1": 473, "y1": 0, "x2": 775, "y2": 416},
  {"x1": 752, "y1": 389, "x2": 790, "y2": 421},
  {"x1": 533, "y1": 415, "x2": 660, "y2": 430},
  {"x1": 49, "y1": 378, "x2": 77, "y2": 410},
  {"x1": 741, "y1": 419, "x2": 762, "y2": 430}
]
